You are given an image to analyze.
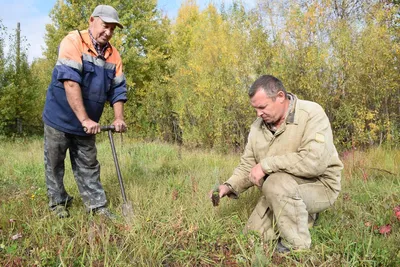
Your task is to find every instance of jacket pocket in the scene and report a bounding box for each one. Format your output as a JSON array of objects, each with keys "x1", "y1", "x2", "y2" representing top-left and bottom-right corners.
[
  {"x1": 82, "y1": 62, "x2": 95, "y2": 89},
  {"x1": 81, "y1": 62, "x2": 108, "y2": 103},
  {"x1": 104, "y1": 69, "x2": 115, "y2": 99}
]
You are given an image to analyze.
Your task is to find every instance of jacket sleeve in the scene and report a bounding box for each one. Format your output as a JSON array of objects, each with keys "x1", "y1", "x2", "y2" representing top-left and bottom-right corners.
[
  {"x1": 108, "y1": 49, "x2": 127, "y2": 105},
  {"x1": 55, "y1": 33, "x2": 83, "y2": 84},
  {"x1": 224, "y1": 127, "x2": 257, "y2": 195},
  {"x1": 260, "y1": 104, "x2": 336, "y2": 178}
]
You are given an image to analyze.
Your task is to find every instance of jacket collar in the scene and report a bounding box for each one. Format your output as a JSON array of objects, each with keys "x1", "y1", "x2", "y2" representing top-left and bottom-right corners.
[
  {"x1": 76, "y1": 30, "x2": 113, "y2": 59},
  {"x1": 258, "y1": 92, "x2": 298, "y2": 130},
  {"x1": 285, "y1": 93, "x2": 298, "y2": 124}
]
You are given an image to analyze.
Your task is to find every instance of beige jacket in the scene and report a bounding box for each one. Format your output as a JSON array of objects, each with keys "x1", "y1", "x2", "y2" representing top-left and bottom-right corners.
[{"x1": 225, "y1": 94, "x2": 343, "y2": 195}]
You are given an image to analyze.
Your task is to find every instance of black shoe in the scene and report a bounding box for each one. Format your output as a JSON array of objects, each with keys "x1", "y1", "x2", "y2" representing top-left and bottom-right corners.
[
  {"x1": 313, "y1": 213, "x2": 320, "y2": 226},
  {"x1": 275, "y1": 239, "x2": 290, "y2": 254},
  {"x1": 308, "y1": 212, "x2": 320, "y2": 228}
]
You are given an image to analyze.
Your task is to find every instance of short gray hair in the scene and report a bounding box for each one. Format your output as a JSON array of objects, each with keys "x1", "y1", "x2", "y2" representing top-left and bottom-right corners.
[{"x1": 248, "y1": 75, "x2": 287, "y2": 99}]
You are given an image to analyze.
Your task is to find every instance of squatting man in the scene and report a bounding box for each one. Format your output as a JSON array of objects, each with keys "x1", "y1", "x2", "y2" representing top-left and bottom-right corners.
[{"x1": 210, "y1": 75, "x2": 343, "y2": 253}]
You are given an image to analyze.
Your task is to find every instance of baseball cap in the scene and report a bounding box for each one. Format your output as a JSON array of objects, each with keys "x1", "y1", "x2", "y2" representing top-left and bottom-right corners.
[{"x1": 91, "y1": 5, "x2": 123, "y2": 29}]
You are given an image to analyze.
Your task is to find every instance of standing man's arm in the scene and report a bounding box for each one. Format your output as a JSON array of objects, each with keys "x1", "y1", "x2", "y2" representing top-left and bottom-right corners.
[
  {"x1": 64, "y1": 80, "x2": 100, "y2": 134},
  {"x1": 112, "y1": 101, "x2": 127, "y2": 132},
  {"x1": 107, "y1": 47, "x2": 127, "y2": 133}
]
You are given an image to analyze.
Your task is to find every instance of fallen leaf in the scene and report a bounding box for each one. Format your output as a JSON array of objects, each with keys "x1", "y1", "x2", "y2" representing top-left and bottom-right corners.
[
  {"x1": 342, "y1": 193, "x2": 351, "y2": 201},
  {"x1": 378, "y1": 224, "x2": 391, "y2": 235},
  {"x1": 172, "y1": 189, "x2": 178, "y2": 201},
  {"x1": 394, "y1": 205, "x2": 400, "y2": 221},
  {"x1": 395, "y1": 211, "x2": 400, "y2": 221},
  {"x1": 364, "y1": 221, "x2": 372, "y2": 227},
  {"x1": 117, "y1": 224, "x2": 132, "y2": 231},
  {"x1": 361, "y1": 169, "x2": 368, "y2": 181},
  {"x1": 11, "y1": 233, "x2": 22, "y2": 240}
]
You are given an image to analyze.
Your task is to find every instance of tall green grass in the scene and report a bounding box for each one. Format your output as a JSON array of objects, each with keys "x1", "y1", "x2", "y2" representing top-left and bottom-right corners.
[{"x1": 0, "y1": 137, "x2": 399, "y2": 266}]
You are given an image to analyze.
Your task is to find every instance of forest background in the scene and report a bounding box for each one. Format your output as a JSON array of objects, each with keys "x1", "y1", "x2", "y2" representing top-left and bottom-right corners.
[
  {"x1": 1, "y1": 0, "x2": 400, "y2": 265},
  {"x1": 0, "y1": 0, "x2": 399, "y2": 151}
]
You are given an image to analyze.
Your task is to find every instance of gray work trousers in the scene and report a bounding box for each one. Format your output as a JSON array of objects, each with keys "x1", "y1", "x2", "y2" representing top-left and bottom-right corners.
[{"x1": 44, "y1": 124, "x2": 107, "y2": 211}]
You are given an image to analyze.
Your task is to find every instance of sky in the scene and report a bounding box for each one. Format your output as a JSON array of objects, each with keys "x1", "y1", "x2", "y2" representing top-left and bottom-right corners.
[{"x1": 0, "y1": 0, "x2": 256, "y2": 63}]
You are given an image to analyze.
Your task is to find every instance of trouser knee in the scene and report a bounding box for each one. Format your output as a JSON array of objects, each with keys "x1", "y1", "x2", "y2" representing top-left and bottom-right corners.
[{"x1": 263, "y1": 172, "x2": 299, "y2": 202}]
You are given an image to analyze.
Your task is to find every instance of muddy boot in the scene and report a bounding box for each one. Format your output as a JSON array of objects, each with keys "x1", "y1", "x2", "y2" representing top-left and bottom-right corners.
[
  {"x1": 93, "y1": 207, "x2": 118, "y2": 221},
  {"x1": 52, "y1": 205, "x2": 70, "y2": 218}
]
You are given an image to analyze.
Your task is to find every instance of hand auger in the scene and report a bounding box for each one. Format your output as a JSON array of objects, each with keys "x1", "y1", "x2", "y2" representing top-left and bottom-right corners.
[{"x1": 101, "y1": 125, "x2": 134, "y2": 220}]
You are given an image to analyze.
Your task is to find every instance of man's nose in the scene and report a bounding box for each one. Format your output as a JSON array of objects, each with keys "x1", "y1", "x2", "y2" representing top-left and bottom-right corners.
[
  {"x1": 105, "y1": 29, "x2": 112, "y2": 37},
  {"x1": 256, "y1": 109, "x2": 263, "y2": 117}
]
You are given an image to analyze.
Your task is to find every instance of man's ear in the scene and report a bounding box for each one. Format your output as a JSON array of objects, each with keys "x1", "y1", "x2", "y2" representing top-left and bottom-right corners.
[{"x1": 277, "y1": 91, "x2": 285, "y2": 103}]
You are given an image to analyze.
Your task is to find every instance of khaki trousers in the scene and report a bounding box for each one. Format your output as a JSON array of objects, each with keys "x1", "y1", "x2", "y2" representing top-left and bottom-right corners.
[{"x1": 244, "y1": 172, "x2": 339, "y2": 249}]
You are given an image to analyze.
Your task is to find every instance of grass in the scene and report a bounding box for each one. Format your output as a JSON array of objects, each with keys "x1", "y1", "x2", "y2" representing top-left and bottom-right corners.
[{"x1": 0, "y1": 136, "x2": 399, "y2": 266}]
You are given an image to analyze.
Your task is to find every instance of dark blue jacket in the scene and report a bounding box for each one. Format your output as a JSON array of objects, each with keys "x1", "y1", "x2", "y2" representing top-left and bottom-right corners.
[{"x1": 43, "y1": 30, "x2": 127, "y2": 135}]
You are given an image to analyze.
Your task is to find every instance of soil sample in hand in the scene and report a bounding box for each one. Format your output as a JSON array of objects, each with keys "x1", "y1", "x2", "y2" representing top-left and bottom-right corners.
[{"x1": 211, "y1": 190, "x2": 220, "y2": 207}]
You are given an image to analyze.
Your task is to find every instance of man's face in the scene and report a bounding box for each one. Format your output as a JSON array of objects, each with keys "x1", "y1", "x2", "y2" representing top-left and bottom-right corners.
[
  {"x1": 250, "y1": 89, "x2": 286, "y2": 125},
  {"x1": 89, "y1": 17, "x2": 116, "y2": 46}
]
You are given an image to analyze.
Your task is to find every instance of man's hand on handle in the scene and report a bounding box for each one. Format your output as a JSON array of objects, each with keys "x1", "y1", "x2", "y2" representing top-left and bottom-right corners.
[
  {"x1": 82, "y1": 118, "x2": 101, "y2": 134},
  {"x1": 112, "y1": 118, "x2": 127, "y2": 133},
  {"x1": 82, "y1": 119, "x2": 127, "y2": 134}
]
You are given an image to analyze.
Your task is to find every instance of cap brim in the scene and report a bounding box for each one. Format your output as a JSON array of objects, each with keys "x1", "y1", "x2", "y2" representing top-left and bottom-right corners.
[{"x1": 99, "y1": 16, "x2": 123, "y2": 29}]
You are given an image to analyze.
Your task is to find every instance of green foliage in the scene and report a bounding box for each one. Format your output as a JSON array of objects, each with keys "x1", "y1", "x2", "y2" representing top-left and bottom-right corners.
[
  {"x1": 327, "y1": 4, "x2": 399, "y2": 148},
  {"x1": 0, "y1": 20, "x2": 6, "y2": 90},
  {"x1": 0, "y1": 139, "x2": 399, "y2": 265},
  {"x1": 2, "y1": 0, "x2": 400, "y2": 149},
  {"x1": 166, "y1": 1, "x2": 270, "y2": 149},
  {"x1": 0, "y1": 24, "x2": 42, "y2": 136},
  {"x1": 258, "y1": 0, "x2": 400, "y2": 150},
  {"x1": 106, "y1": 0, "x2": 172, "y2": 141},
  {"x1": 43, "y1": 1, "x2": 97, "y2": 64}
]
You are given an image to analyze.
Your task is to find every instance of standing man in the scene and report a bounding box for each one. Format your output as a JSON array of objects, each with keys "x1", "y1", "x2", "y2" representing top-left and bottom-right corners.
[
  {"x1": 211, "y1": 75, "x2": 343, "y2": 252},
  {"x1": 42, "y1": 5, "x2": 127, "y2": 219}
]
